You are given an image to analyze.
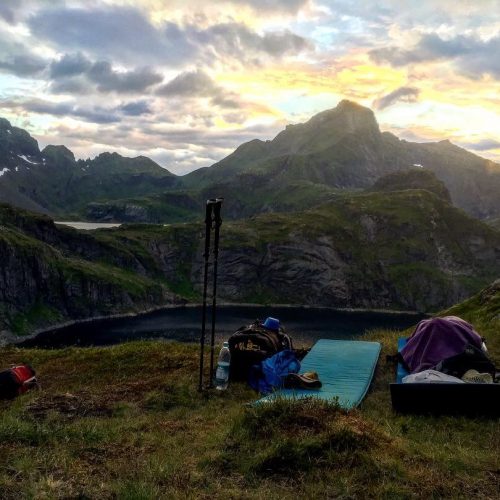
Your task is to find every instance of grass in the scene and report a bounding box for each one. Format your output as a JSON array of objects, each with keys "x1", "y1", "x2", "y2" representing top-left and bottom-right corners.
[
  {"x1": 0, "y1": 244, "x2": 499, "y2": 498},
  {"x1": 0, "y1": 300, "x2": 499, "y2": 500}
]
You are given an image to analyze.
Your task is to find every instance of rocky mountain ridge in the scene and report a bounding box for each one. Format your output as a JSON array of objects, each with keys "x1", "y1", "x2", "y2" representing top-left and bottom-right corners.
[
  {"x1": 0, "y1": 117, "x2": 177, "y2": 217},
  {"x1": 2, "y1": 101, "x2": 500, "y2": 222}
]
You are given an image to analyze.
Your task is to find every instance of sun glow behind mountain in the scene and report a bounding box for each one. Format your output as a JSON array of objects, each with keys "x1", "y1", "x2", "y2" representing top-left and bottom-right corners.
[{"x1": 0, "y1": 0, "x2": 499, "y2": 174}]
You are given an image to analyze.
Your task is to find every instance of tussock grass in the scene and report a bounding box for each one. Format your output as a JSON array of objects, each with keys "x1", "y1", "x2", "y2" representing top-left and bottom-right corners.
[{"x1": 0, "y1": 296, "x2": 499, "y2": 500}]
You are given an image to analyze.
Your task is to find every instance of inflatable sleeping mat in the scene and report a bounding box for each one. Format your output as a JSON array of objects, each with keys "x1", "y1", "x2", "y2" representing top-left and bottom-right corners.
[
  {"x1": 390, "y1": 338, "x2": 499, "y2": 416},
  {"x1": 257, "y1": 339, "x2": 381, "y2": 410}
]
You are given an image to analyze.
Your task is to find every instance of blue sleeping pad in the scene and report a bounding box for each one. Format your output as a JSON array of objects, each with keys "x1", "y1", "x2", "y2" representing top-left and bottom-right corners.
[
  {"x1": 396, "y1": 337, "x2": 409, "y2": 383},
  {"x1": 257, "y1": 339, "x2": 381, "y2": 409}
]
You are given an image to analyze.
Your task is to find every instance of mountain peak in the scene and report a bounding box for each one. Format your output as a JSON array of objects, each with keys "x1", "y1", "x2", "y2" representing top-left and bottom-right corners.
[
  {"x1": 268, "y1": 99, "x2": 380, "y2": 155},
  {"x1": 0, "y1": 117, "x2": 12, "y2": 130},
  {"x1": 337, "y1": 99, "x2": 370, "y2": 111},
  {"x1": 307, "y1": 100, "x2": 377, "y2": 129},
  {"x1": 41, "y1": 145, "x2": 75, "y2": 164}
]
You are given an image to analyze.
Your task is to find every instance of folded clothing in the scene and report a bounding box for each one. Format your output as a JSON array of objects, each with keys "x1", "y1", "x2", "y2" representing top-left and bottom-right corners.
[{"x1": 402, "y1": 369, "x2": 464, "y2": 384}]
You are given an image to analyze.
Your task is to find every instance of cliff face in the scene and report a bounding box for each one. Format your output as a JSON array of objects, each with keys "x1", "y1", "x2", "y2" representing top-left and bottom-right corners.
[
  {"x1": 0, "y1": 204, "x2": 178, "y2": 341},
  {"x1": 201, "y1": 191, "x2": 500, "y2": 311}
]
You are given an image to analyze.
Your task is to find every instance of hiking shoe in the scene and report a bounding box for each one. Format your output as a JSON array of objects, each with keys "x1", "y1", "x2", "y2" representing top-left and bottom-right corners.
[
  {"x1": 283, "y1": 371, "x2": 322, "y2": 389},
  {"x1": 461, "y1": 369, "x2": 493, "y2": 384}
]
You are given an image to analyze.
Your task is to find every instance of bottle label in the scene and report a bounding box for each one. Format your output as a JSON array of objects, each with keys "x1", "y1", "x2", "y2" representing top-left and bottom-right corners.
[{"x1": 216, "y1": 365, "x2": 229, "y2": 380}]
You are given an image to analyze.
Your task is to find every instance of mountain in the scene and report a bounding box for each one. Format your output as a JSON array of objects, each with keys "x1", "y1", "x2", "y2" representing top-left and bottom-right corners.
[
  {"x1": 2, "y1": 102, "x2": 500, "y2": 223},
  {"x1": 0, "y1": 118, "x2": 177, "y2": 217},
  {"x1": 181, "y1": 100, "x2": 500, "y2": 219},
  {"x1": 2, "y1": 184, "x2": 500, "y2": 339}
]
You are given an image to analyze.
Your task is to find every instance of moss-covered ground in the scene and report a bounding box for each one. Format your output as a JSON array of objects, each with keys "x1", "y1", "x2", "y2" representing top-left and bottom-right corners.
[{"x1": 1, "y1": 283, "x2": 499, "y2": 499}]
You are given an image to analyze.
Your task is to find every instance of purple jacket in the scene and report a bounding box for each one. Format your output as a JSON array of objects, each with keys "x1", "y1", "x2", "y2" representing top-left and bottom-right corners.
[{"x1": 400, "y1": 316, "x2": 483, "y2": 374}]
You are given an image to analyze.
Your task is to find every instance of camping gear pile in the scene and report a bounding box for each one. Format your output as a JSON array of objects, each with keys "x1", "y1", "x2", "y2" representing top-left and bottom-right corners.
[
  {"x1": 228, "y1": 316, "x2": 305, "y2": 394},
  {"x1": 399, "y1": 316, "x2": 496, "y2": 384},
  {"x1": 391, "y1": 316, "x2": 499, "y2": 416}
]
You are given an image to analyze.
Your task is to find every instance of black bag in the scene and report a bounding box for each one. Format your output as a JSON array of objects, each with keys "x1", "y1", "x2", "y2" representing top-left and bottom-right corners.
[
  {"x1": 228, "y1": 320, "x2": 293, "y2": 381},
  {"x1": 433, "y1": 343, "x2": 496, "y2": 379}
]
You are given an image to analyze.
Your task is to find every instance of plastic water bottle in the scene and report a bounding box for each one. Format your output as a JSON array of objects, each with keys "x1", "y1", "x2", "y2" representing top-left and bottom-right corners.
[{"x1": 215, "y1": 341, "x2": 231, "y2": 391}]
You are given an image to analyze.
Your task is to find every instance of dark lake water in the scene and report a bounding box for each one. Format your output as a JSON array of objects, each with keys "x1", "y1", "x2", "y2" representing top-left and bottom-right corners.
[{"x1": 20, "y1": 305, "x2": 424, "y2": 349}]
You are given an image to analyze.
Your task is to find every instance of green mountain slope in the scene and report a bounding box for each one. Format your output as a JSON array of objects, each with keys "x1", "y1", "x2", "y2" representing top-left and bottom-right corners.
[
  {"x1": 0, "y1": 118, "x2": 177, "y2": 217},
  {"x1": 0, "y1": 203, "x2": 182, "y2": 337},
  {"x1": 1, "y1": 182, "x2": 499, "y2": 338}
]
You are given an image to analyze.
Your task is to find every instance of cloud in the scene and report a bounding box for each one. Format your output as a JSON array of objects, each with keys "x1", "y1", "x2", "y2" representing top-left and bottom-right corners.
[
  {"x1": 20, "y1": 100, "x2": 121, "y2": 124},
  {"x1": 156, "y1": 69, "x2": 217, "y2": 97},
  {"x1": 0, "y1": 54, "x2": 47, "y2": 77},
  {"x1": 373, "y1": 86, "x2": 420, "y2": 110},
  {"x1": 370, "y1": 33, "x2": 500, "y2": 79},
  {"x1": 229, "y1": 0, "x2": 309, "y2": 13},
  {"x1": 461, "y1": 139, "x2": 500, "y2": 152},
  {"x1": 87, "y1": 61, "x2": 163, "y2": 93},
  {"x1": 2, "y1": 97, "x2": 153, "y2": 123},
  {"x1": 49, "y1": 78, "x2": 92, "y2": 95},
  {"x1": 187, "y1": 22, "x2": 312, "y2": 60},
  {"x1": 119, "y1": 100, "x2": 152, "y2": 116},
  {"x1": 156, "y1": 68, "x2": 263, "y2": 114},
  {"x1": 50, "y1": 53, "x2": 91, "y2": 78},
  {"x1": 29, "y1": 7, "x2": 311, "y2": 68},
  {"x1": 30, "y1": 6, "x2": 188, "y2": 66},
  {"x1": 49, "y1": 53, "x2": 163, "y2": 94},
  {"x1": 0, "y1": 2, "x2": 16, "y2": 23}
]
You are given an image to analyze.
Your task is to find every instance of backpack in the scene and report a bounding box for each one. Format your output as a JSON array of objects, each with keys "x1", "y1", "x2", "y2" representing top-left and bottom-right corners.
[
  {"x1": 228, "y1": 320, "x2": 293, "y2": 381},
  {"x1": 0, "y1": 365, "x2": 38, "y2": 400}
]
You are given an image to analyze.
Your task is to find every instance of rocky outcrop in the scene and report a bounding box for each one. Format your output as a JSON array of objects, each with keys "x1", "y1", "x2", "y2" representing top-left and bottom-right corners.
[{"x1": 371, "y1": 168, "x2": 452, "y2": 202}]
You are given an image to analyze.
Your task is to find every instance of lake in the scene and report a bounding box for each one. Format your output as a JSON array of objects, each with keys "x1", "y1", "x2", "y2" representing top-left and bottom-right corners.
[
  {"x1": 55, "y1": 221, "x2": 122, "y2": 230},
  {"x1": 20, "y1": 305, "x2": 424, "y2": 349}
]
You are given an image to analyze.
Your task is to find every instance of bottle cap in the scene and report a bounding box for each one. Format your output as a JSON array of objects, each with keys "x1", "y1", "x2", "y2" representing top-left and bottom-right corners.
[{"x1": 223, "y1": 341, "x2": 229, "y2": 347}]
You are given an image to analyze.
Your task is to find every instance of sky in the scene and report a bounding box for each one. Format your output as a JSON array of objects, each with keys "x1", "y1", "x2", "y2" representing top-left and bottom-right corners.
[{"x1": 0, "y1": 0, "x2": 499, "y2": 175}]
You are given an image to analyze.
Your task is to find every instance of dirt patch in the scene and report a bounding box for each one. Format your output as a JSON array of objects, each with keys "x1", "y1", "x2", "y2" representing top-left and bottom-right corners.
[{"x1": 25, "y1": 392, "x2": 114, "y2": 420}]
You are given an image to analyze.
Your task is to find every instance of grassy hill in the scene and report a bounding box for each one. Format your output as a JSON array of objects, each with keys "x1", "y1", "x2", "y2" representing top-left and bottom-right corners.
[{"x1": 0, "y1": 281, "x2": 498, "y2": 498}]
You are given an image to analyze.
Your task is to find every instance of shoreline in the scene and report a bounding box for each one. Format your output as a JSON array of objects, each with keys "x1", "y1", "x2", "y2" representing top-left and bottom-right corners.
[{"x1": 0, "y1": 301, "x2": 426, "y2": 347}]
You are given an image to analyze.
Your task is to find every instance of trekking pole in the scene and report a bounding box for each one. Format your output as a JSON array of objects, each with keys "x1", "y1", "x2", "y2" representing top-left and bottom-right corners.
[
  {"x1": 208, "y1": 198, "x2": 223, "y2": 388},
  {"x1": 199, "y1": 199, "x2": 216, "y2": 392}
]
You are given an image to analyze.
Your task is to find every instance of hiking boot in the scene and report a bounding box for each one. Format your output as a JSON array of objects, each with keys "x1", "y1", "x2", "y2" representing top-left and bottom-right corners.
[
  {"x1": 283, "y1": 371, "x2": 322, "y2": 389},
  {"x1": 461, "y1": 369, "x2": 493, "y2": 384}
]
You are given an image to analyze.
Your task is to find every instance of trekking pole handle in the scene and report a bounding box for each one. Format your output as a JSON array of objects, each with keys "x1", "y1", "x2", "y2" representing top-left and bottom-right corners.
[{"x1": 203, "y1": 200, "x2": 216, "y2": 259}]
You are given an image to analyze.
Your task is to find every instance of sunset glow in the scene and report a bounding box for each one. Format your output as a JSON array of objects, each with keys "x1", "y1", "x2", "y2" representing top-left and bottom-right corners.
[{"x1": 0, "y1": 0, "x2": 499, "y2": 173}]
